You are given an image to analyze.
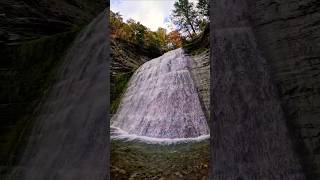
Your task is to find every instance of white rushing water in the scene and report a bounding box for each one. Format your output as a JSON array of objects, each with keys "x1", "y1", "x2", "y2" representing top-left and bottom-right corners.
[
  {"x1": 111, "y1": 48, "x2": 209, "y2": 142},
  {"x1": 111, "y1": 126, "x2": 209, "y2": 145}
]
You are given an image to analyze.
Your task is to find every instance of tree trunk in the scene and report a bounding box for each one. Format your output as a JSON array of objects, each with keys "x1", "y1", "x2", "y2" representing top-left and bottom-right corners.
[
  {"x1": 188, "y1": 20, "x2": 196, "y2": 34},
  {"x1": 185, "y1": 25, "x2": 192, "y2": 38}
]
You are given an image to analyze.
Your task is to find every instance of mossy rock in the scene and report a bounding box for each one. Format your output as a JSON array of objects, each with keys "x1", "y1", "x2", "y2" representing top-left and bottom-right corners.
[
  {"x1": 111, "y1": 139, "x2": 209, "y2": 179},
  {"x1": 111, "y1": 71, "x2": 134, "y2": 114}
]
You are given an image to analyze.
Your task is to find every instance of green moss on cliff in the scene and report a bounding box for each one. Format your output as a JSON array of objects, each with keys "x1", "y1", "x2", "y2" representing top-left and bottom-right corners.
[
  {"x1": 110, "y1": 38, "x2": 159, "y2": 115},
  {"x1": 111, "y1": 71, "x2": 134, "y2": 114}
]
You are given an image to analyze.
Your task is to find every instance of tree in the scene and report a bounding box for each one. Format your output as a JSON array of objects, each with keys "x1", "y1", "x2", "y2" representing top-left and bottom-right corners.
[
  {"x1": 135, "y1": 22, "x2": 147, "y2": 45},
  {"x1": 109, "y1": 11, "x2": 168, "y2": 52},
  {"x1": 171, "y1": 0, "x2": 198, "y2": 38},
  {"x1": 126, "y1": 19, "x2": 147, "y2": 44},
  {"x1": 155, "y1": 27, "x2": 168, "y2": 49},
  {"x1": 168, "y1": 30, "x2": 183, "y2": 48},
  {"x1": 144, "y1": 31, "x2": 160, "y2": 49},
  {"x1": 110, "y1": 11, "x2": 124, "y2": 39},
  {"x1": 197, "y1": 0, "x2": 209, "y2": 18},
  {"x1": 195, "y1": 0, "x2": 209, "y2": 32}
]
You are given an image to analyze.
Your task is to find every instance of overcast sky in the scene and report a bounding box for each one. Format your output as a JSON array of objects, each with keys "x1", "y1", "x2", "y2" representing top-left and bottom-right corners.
[{"x1": 110, "y1": 0, "x2": 198, "y2": 32}]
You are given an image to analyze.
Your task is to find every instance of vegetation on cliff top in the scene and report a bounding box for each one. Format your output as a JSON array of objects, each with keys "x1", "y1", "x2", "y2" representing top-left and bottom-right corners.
[
  {"x1": 171, "y1": 0, "x2": 209, "y2": 38},
  {"x1": 110, "y1": 11, "x2": 184, "y2": 54}
]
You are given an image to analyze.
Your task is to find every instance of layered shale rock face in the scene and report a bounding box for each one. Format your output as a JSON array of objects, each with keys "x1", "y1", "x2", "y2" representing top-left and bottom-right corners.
[
  {"x1": 111, "y1": 48, "x2": 209, "y2": 139},
  {"x1": 110, "y1": 39, "x2": 162, "y2": 114},
  {"x1": 0, "y1": 0, "x2": 105, "y2": 175},
  {"x1": 7, "y1": 11, "x2": 108, "y2": 180},
  {"x1": 212, "y1": 0, "x2": 320, "y2": 179},
  {"x1": 211, "y1": 0, "x2": 305, "y2": 179},
  {"x1": 248, "y1": 1, "x2": 320, "y2": 178},
  {"x1": 0, "y1": 0, "x2": 105, "y2": 45},
  {"x1": 190, "y1": 50, "x2": 210, "y2": 119}
]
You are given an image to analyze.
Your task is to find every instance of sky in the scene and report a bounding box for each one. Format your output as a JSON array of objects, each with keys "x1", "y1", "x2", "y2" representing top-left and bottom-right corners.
[{"x1": 110, "y1": 0, "x2": 198, "y2": 32}]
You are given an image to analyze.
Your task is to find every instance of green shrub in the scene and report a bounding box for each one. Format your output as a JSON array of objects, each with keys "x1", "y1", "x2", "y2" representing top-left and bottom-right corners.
[{"x1": 111, "y1": 71, "x2": 134, "y2": 114}]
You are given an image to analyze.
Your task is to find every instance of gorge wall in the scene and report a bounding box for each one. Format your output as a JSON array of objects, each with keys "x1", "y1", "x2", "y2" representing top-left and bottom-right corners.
[
  {"x1": 249, "y1": 1, "x2": 320, "y2": 178},
  {"x1": 6, "y1": 11, "x2": 108, "y2": 180},
  {"x1": 0, "y1": 0, "x2": 105, "y2": 176},
  {"x1": 0, "y1": 0, "x2": 106, "y2": 45},
  {"x1": 110, "y1": 38, "x2": 161, "y2": 114},
  {"x1": 212, "y1": 0, "x2": 320, "y2": 179},
  {"x1": 190, "y1": 50, "x2": 210, "y2": 120}
]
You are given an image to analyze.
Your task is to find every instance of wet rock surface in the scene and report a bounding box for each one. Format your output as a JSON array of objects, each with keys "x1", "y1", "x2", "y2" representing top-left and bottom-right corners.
[
  {"x1": 6, "y1": 11, "x2": 108, "y2": 180},
  {"x1": 248, "y1": 1, "x2": 320, "y2": 178},
  {"x1": 111, "y1": 139, "x2": 209, "y2": 180},
  {"x1": 211, "y1": 0, "x2": 306, "y2": 179},
  {"x1": 0, "y1": 1, "x2": 105, "y2": 177},
  {"x1": 0, "y1": 0, "x2": 105, "y2": 45},
  {"x1": 190, "y1": 50, "x2": 210, "y2": 120}
]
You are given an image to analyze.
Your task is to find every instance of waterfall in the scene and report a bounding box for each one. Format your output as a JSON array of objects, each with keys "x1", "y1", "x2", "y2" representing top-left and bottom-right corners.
[
  {"x1": 111, "y1": 48, "x2": 209, "y2": 140},
  {"x1": 7, "y1": 11, "x2": 108, "y2": 180}
]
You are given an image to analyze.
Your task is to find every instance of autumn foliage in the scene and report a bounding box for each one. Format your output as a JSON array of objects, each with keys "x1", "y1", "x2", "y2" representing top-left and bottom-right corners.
[
  {"x1": 168, "y1": 30, "x2": 183, "y2": 48},
  {"x1": 110, "y1": 11, "x2": 183, "y2": 52}
]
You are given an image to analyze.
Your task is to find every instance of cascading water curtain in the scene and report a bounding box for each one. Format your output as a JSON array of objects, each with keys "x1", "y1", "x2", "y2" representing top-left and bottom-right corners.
[{"x1": 110, "y1": 0, "x2": 210, "y2": 179}]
